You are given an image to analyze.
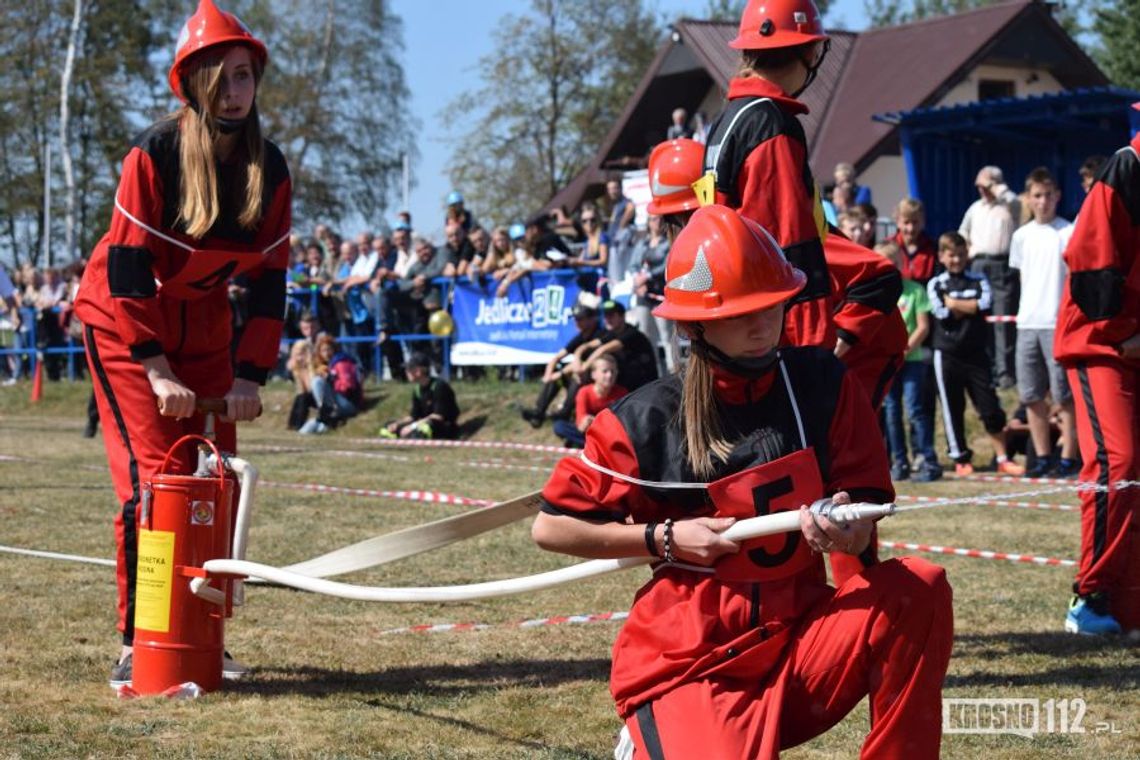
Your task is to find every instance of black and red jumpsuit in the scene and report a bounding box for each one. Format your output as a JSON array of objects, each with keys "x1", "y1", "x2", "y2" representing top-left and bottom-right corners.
[
  {"x1": 1054, "y1": 134, "x2": 1140, "y2": 628},
  {"x1": 542, "y1": 348, "x2": 952, "y2": 759},
  {"x1": 702, "y1": 79, "x2": 904, "y2": 409},
  {"x1": 704, "y1": 79, "x2": 905, "y2": 584},
  {"x1": 74, "y1": 119, "x2": 291, "y2": 645}
]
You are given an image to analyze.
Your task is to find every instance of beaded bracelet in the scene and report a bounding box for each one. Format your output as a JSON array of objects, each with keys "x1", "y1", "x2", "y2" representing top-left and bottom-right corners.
[
  {"x1": 662, "y1": 518, "x2": 675, "y2": 563},
  {"x1": 644, "y1": 522, "x2": 660, "y2": 558}
]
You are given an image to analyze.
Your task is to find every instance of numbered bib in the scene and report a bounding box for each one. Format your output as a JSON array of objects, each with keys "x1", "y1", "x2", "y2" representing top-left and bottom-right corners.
[{"x1": 706, "y1": 447, "x2": 822, "y2": 582}]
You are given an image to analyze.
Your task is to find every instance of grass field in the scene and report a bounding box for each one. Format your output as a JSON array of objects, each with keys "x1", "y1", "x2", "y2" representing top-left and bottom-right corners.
[{"x1": 0, "y1": 377, "x2": 1137, "y2": 759}]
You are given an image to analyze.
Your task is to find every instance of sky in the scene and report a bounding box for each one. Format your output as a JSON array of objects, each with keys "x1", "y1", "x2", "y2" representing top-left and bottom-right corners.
[{"x1": 388, "y1": 0, "x2": 867, "y2": 241}]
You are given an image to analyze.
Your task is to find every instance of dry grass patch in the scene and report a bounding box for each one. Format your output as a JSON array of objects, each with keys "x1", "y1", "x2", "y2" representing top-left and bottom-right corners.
[{"x1": 0, "y1": 379, "x2": 1137, "y2": 758}]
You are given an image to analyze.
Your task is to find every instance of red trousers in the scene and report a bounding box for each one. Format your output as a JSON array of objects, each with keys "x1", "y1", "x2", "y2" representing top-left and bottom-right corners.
[
  {"x1": 624, "y1": 558, "x2": 953, "y2": 760},
  {"x1": 85, "y1": 325, "x2": 236, "y2": 645},
  {"x1": 1068, "y1": 360, "x2": 1140, "y2": 624}
]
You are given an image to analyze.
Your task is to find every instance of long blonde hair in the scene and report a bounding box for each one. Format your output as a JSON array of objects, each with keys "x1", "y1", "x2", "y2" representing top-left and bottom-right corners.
[
  {"x1": 175, "y1": 49, "x2": 265, "y2": 239},
  {"x1": 679, "y1": 333, "x2": 734, "y2": 479}
]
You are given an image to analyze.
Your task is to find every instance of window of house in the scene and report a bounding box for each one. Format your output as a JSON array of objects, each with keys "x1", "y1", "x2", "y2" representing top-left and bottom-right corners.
[{"x1": 978, "y1": 79, "x2": 1015, "y2": 101}]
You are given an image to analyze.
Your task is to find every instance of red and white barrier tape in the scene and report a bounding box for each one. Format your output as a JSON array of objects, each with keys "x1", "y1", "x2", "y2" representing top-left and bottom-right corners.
[
  {"x1": 984, "y1": 315, "x2": 1018, "y2": 323},
  {"x1": 345, "y1": 437, "x2": 571, "y2": 455},
  {"x1": 244, "y1": 444, "x2": 415, "y2": 462},
  {"x1": 259, "y1": 480, "x2": 494, "y2": 507},
  {"x1": 879, "y1": 540, "x2": 1075, "y2": 567},
  {"x1": 246, "y1": 444, "x2": 553, "y2": 474},
  {"x1": 380, "y1": 610, "x2": 629, "y2": 635},
  {"x1": 954, "y1": 472, "x2": 1078, "y2": 486},
  {"x1": 895, "y1": 494, "x2": 1078, "y2": 512}
]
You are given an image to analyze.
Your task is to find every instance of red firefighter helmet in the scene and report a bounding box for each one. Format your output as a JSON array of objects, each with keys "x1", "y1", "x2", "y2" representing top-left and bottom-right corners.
[
  {"x1": 652, "y1": 205, "x2": 805, "y2": 321},
  {"x1": 646, "y1": 139, "x2": 703, "y2": 216},
  {"x1": 168, "y1": 0, "x2": 268, "y2": 102},
  {"x1": 729, "y1": 0, "x2": 828, "y2": 50}
]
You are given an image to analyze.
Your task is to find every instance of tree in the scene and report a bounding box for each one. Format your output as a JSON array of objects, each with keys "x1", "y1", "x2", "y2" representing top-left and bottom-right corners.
[
  {"x1": 0, "y1": 0, "x2": 169, "y2": 268},
  {"x1": 704, "y1": 0, "x2": 835, "y2": 23},
  {"x1": 0, "y1": 1, "x2": 415, "y2": 267},
  {"x1": 703, "y1": 0, "x2": 746, "y2": 21},
  {"x1": 246, "y1": 0, "x2": 416, "y2": 229},
  {"x1": 1093, "y1": 0, "x2": 1140, "y2": 89},
  {"x1": 863, "y1": 0, "x2": 1085, "y2": 30},
  {"x1": 445, "y1": 0, "x2": 662, "y2": 226}
]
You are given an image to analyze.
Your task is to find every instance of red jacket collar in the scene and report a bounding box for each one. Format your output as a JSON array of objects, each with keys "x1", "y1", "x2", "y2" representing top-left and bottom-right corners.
[
  {"x1": 727, "y1": 77, "x2": 809, "y2": 115},
  {"x1": 710, "y1": 363, "x2": 777, "y2": 405}
]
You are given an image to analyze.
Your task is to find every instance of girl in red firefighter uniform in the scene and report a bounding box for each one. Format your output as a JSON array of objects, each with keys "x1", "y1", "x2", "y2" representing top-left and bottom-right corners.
[
  {"x1": 1053, "y1": 119, "x2": 1140, "y2": 635},
  {"x1": 74, "y1": 0, "x2": 291, "y2": 683},
  {"x1": 534, "y1": 206, "x2": 952, "y2": 759},
  {"x1": 702, "y1": 0, "x2": 907, "y2": 584}
]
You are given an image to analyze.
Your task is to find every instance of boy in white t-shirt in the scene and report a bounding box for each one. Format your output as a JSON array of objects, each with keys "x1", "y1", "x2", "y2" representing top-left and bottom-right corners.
[{"x1": 1010, "y1": 167, "x2": 1078, "y2": 477}]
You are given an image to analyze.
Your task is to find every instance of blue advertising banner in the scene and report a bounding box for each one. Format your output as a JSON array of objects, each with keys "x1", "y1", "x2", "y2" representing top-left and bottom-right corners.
[{"x1": 450, "y1": 270, "x2": 592, "y2": 365}]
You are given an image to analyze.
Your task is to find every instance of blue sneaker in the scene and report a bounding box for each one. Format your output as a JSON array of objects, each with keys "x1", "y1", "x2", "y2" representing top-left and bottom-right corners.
[
  {"x1": 1065, "y1": 593, "x2": 1122, "y2": 635},
  {"x1": 890, "y1": 462, "x2": 911, "y2": 481},
  {"x1": 1025, "y1": 456, "x2": 1053, "y2": 478},
  {"x1": 1055, "y1": 458, "x2": 1080, "y2": 479},
  {"x1": 910, "y1": 463, "x2": 943, "y2": 483}
]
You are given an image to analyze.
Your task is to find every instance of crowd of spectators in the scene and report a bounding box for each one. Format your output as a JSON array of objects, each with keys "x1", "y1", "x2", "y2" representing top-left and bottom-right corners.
[
  {"x1": 0, "y1": 260, "x2": 87, "y2": 384},
  {"x1": 0, "y1": 153, "x2": 1110, "y2": 464}
]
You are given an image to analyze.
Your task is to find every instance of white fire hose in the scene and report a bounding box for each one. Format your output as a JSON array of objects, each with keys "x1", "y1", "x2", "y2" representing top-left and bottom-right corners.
[
  {"x1": 200, "y1": 499, "x2": 896, "y2": 604},
  {"x1": 189, "y1": 454, "x2": 258, "y2": 606}
]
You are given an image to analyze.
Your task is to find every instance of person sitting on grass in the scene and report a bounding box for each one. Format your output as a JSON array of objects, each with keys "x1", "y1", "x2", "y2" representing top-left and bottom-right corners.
[
  {"x1": 380, "y1": 352, "x2": 459, "y2": 440},
  {"x1": 300, "y1": 334, "x2": 362, "y2": 435},
  {"x1": 552, "y1": 352, "x2": 627, "y2": 449},
  {"x1": 519, "y1": 297, "x2": 604, "y2": 427}
]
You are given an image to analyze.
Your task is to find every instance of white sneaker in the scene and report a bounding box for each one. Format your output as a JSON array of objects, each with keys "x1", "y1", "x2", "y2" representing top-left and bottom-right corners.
[{"x1": 222, "y1": 651, "x2": 249, "y2": 681}]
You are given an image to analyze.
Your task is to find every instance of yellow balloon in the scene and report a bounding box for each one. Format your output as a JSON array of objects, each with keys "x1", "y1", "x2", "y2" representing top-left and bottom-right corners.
[{"x1": 428, "y1": 309, "x2": 455, "y2": 337}]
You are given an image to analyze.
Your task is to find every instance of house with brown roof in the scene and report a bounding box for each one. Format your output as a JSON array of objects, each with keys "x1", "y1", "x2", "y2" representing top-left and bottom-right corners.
[{"x1": 546, "y1": 0, "x2": 1110, "y2": 222}]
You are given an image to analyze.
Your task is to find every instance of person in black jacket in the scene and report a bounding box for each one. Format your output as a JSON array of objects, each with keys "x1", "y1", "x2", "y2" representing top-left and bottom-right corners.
[
  {"x1": 579, "y1": 300, "x2": 659, "y2": 392},
  {"x1": 380, "y1": 352, "x2": 459, "y2": 439}
]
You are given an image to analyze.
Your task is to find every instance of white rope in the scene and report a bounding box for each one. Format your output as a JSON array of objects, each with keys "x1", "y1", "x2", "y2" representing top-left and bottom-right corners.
[
  {"x1": 114, "y1": 195, "x2": 290, "y2": 256},
  {"x1": 200, "y1": 510, "x2": 813, "y2": 603},
  {"x1": 0, "y1": 544, "x2": 114, "y2": 567}
]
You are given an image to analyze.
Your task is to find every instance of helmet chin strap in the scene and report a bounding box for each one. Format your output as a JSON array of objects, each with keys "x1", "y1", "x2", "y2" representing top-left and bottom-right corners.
[
  {"x1": 688, "y1": 324, "x2": 780, "y2": 379},
  {"x1": 791, "y1": 38, "x2": 831, "y2": 98},
  {"x1": 185, "y1": 91, "x2": 251, "y2": 135},
  {"x1": 214, "y1": 117, "x2": 247, "y2": 134}
]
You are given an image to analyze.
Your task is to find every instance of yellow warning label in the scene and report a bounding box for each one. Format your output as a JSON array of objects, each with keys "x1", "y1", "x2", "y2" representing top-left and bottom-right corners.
[
  {"x1": 134, "y1": 530, "x2": 175, "y2": 633},
  {"x1": 812, "y1": 181, "x2": 829, "y2": 241},
  {"x1": 692, "y1": 172, "x2": 717, "y2": 207}
]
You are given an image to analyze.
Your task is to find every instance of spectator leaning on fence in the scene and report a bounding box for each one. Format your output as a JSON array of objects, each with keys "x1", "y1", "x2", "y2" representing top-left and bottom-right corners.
[
  {"x1": 445, "y1": 190, "x2": 475, "y2": 233},
  {"x1": 602, "y1": 178, "x2": 636, "y2": 242},
  {"x1": 569, "y1": 202, "x2": 608, "y2": 271},
  {"x1": 467, "y1": 225, "x2": 490, "y2": 277}
]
